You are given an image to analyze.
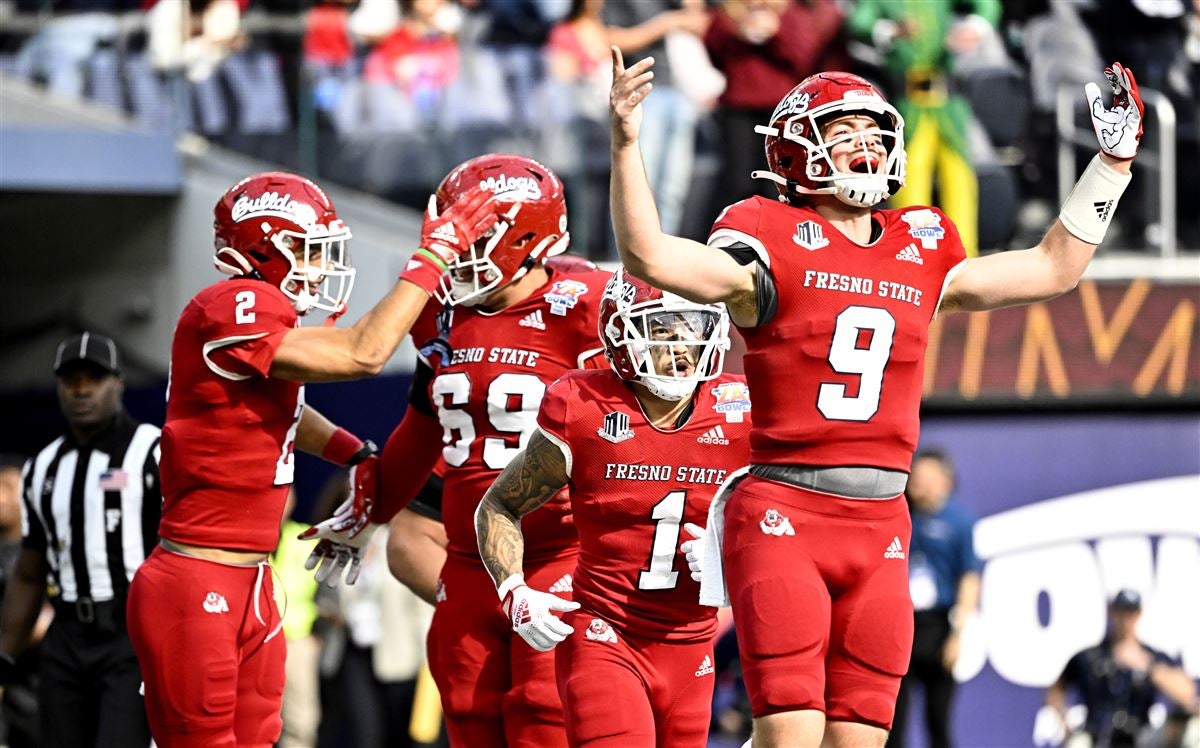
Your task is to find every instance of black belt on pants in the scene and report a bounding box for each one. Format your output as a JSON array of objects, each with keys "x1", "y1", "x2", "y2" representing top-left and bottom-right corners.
[{"x1": 52, "y1": 597, "x2": 122, "y2": 633}]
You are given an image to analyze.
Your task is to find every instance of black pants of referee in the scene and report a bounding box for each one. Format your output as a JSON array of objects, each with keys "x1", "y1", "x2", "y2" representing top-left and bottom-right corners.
[
  {"x1": 39, "y1": 605, "x2": 151, "y2": 748},
  {"x1": 888, "y1": 610, "x2": 956, "y2": 748}
]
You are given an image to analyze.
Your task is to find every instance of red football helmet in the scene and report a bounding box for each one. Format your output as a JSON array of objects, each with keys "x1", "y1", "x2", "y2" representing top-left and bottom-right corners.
[
  {"x1": 752, "y1": 72, "x2": 906, "y2": 208},
  {"x1": 599, "y1": 268, "x2": 730, "y2": 402},
  {"x1": 213, "y1": 171, "x2": 354, "y2": 315},
  {"x1": 433, "y1": 154, "x2": 569, "y2": 306}
]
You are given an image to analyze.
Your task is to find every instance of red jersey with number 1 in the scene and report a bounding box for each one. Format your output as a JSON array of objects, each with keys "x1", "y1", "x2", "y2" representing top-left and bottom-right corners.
[
  {"x1": 537, "y1": 369, "x2": 752, "y2": 642},
  {"x1": 709, "y1": 197, "x2": 966, "y2": 472},
  {"x1": 411, "y1": 267, "x2": 610, "y2": 564},
  {"x1": 159, "y1": 278, "x2": 303, "y2": 553}
]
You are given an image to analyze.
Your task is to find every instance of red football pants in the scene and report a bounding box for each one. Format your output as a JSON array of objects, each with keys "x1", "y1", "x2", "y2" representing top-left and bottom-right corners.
[
  {"x1": 127, "y1": 546, "x2": 285, "y2": 748},
  {"x1": 722, "y1": 476, "x2": 913, "y2": 730},
  {"x1": 555, "y1": 609, "x2": 714, "y2": 748},
  {"x1": 427, "y1": 552, "x2": 576, "y2": 748}
]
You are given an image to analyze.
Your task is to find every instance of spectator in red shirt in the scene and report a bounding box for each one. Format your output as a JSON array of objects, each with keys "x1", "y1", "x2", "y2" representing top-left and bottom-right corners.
[{"x1": 703, "y1": 0, "x2": 846, "y2": 211}]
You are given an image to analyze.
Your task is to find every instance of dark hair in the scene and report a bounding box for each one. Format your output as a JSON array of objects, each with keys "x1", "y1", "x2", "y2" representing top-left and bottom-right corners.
[
  {"x1": 912, "y1": 449, "x2": 956, "y2": 482},
  {"x1": 0, "y1": 453, "x2": 26, "y2": 472}
]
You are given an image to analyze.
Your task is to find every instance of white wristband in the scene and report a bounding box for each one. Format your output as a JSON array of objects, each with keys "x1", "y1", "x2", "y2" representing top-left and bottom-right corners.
[
  {"x1": 1058, "y1": 154, "x2": 1132, "y2": 245},
  {"x1": 497, "y1": 573, "x2": 526, "y2": 602}
]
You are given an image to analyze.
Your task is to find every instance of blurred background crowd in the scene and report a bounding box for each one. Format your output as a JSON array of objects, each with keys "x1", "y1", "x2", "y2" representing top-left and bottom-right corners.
[{"x1": 1, "y1": 0, "x2": 1198, "y2": 257}]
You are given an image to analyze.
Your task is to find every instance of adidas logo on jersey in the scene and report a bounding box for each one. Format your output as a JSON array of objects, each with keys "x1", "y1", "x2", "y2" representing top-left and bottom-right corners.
[
  {"x1": 895, "y1": 243, "x2": 923, "y2": 265},
  {"x1": 695, "y1": 655, "x2": 714, "y2": 677},
  {"x1": 548, "y1": 574, "x2": 573, "y2": 594},
  {"x1": 697, "y1": 426, "x2": 729, "y2": 445},
  {"x1": 884, "y1": 536, "x2": 906, "y2": 559},
  {"x1": 519, "y1": 309, "x2": 546, "y2": 330},
  {"x1": 430, "y1": 223, "x2": 459, "y2": 245},
  {"x1": 1094, "y1": 200, "x2": 1113, "y2": 222}
]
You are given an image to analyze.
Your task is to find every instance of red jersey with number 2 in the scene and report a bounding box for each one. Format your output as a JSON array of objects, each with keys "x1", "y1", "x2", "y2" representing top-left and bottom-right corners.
[
  {"x1": 537, "y1": 369, "x2": 752, "y2": 642},
  {"x1": 709, "y1": 197, "x2": 966, "y2": 472},
  {"x1": 159, "y1": 279, "x2": 302, "y2": 552},
  {"x1": 411, "y1": 267, "x2": 610, "y2": 564}
]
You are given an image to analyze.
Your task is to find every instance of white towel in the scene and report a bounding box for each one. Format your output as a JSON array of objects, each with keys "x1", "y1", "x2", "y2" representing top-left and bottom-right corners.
[{"x1": 699, "y1": 466, "x2": 749, "y2": 608}]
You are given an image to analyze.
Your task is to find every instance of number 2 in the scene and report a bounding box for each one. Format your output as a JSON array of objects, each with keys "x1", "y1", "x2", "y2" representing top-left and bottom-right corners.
[
  {"x1": 638, "y1": 490, "x2": 687, "y2": 591},
  {"x1": 235, "y1": 290, "x2": 256, "y2": 324},
  {"x1": 817, "y1": 305, "x2": 896, "y2": 422}
]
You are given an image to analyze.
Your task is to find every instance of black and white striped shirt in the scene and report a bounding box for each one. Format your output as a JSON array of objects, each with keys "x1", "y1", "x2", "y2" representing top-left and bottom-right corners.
[{"x1": 20, "y1": 412, "x2": 161, "y2": 604}]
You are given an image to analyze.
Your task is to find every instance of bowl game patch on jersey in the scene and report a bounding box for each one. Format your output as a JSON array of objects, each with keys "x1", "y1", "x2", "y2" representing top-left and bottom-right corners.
[
  {"x1": 711, "y1": 381, "x2": 752, "y2": 423},
  {"x1": 544, "y1": 279, "x2": 590, "y2": 316},
  {"x1": 900, "y1": 209, "x2": 945, "y2": 249}
]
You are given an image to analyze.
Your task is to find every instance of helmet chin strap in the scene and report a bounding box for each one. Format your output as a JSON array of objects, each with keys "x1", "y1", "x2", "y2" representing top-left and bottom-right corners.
[
  {"x1": 833, "y1": 177, "x2": 889, "y2": 208},
  {"x1": 643, "y1": 377, "x2": 697, "y2": 402}
]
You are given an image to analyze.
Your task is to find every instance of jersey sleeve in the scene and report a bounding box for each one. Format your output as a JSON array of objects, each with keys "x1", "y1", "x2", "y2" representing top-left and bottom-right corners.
[
  {"x1": 199, "y1": 284, "x2": 296, "y2": 380},
  {"x1": 925, "y1": 207, "x2": 969, "y2": 315},
  {"x1": 19, "y1": 459, "x2": 45, "y2": 553},
  {"x1": 929, "y1": 207, "x2": 968, "y2": 269},
  {"x1": 375, "y1": 404, "x2": 445, "y2": 522},
  {"x1": 573, "y1": 270, "x2": 612, "y2": 368},
  {"x1": 536, "y1": 374, "x2": 574, "y2": 476},
  {"x1": 708, "y1": 198, "x2": 770, "y2": 267}
]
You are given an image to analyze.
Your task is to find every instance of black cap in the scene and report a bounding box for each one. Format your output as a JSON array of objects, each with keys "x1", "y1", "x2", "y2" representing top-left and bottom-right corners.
[
  {"x1": 54, "y1": 332, "x2": 121, "y2": 376},
  {"x1": 1111, "y1": 588, "x2": 1142, "y2": 611}
]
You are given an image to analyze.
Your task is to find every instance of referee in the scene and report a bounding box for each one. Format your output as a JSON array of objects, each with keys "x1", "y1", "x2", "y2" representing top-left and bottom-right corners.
[{"x1": 0, "y1": 332, "x2": 160, "y2": 747}]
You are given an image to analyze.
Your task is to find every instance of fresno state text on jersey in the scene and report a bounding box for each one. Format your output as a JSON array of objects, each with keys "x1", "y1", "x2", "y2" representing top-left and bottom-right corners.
[
  {"x1": 411, "y1": 267, "x2": 610, "y2": 563},
  {"x1": 159, "y1": 279, "x2": 303, "y2": 552},
  {"x1": 537, "y1": 369, "x2": 752, "y2": 642},
  {"x1": 709, "y1": 198, "x2": 966, "y2": 472}
]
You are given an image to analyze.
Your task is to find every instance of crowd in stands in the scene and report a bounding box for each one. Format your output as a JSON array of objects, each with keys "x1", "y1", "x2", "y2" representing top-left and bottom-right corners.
[{"x1": 2, "y1": 0, "x2": 1198, "y2": 256}]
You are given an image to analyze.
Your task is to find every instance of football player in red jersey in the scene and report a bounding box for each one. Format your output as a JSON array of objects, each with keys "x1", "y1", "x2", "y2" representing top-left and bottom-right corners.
[
  {"x1": 609, "y1": 49, "x2": 1144, "y2": 747},
  {"x1": 476, "y1": 268, "x2": 751, "y2": 748},
  {"x1": 125, "y1": 171, "x2": 504, "y2": 748},
  {"x1": 374, "y1": 154, "x2": 612, "y2": 747}
]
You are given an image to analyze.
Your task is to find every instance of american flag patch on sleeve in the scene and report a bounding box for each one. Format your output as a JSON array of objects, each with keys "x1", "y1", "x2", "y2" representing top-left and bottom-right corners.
[{"x1": 98, "y1": 468, "x2": 128, "y2": 490}]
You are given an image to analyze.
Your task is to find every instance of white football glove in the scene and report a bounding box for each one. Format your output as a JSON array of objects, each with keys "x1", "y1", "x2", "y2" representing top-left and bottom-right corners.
[
  {"x1": 299, "y1": 498, "x2": 382, "y2": 587},
  {"x1": 679, "y1": 522, "x2": 706, "y2": 583},
  {"x1": 499, "y1": 574, "x2": 580, "y2": 652},
  {"x1": 1084, "y1": 62, "x2": 1144, "y2": 161}
]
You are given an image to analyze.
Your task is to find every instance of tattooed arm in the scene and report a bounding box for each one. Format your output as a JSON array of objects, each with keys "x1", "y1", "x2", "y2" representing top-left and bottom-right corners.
[{"x1": 476, "y1": 430, "x2": 570, "y2": 588}]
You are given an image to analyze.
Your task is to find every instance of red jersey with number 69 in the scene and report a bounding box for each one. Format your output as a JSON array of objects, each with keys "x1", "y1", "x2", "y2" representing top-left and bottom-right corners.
[
  {"x1": 709, "y1": 197, "x2": 966, "y2": 472},
  {"x1": 537, "y1": 369, "x2": 752, "y2": 642},
  {"x1": 411, "y1": 267, "x2": 610, "y2": 564},
  {"x1": 159, "y1": 278, "x2": 303, "y2": 553}
]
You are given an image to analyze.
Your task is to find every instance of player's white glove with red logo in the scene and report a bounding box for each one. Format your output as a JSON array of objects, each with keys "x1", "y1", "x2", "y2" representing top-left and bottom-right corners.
[
  {"x1": 400, "y1": 187, "x2": 503, "y2": 295},
  {"x1": 299, "y1": 446, "x2": 381, "y2": 587},
  {"x1": 498, "y1": 573, "x2": 580, "y2": 652},
  {"x1": 680, "y1": 522, "x2": 706, "y2": 583},
  {"x1": 300, "y1": 512, "x2": 381, "y2": 587},
  {"x1": 1085, "y1": 62, "x2": 1144, "y2": 161}
]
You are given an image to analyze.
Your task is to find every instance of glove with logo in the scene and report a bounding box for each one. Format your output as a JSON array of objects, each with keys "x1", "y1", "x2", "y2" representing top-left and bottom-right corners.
[
  {"x1": 498, "y1": 573, "x2": 580, "y2": 652},
  {"x1": 400, "y1": 187, "x2": 502, "y2": 295},
  {"x1": 301, "y1": 509, "x2": 381, "y2": 587},
  {"x1": 679, "y1": 522, "x2": 706, "y2": 583},
  {"x1": 1085, "y1": 62, "x2": 1144, "y2": 161},
  {"x1": 300, "y1": 440, "x2": 381, "y2": 587}
]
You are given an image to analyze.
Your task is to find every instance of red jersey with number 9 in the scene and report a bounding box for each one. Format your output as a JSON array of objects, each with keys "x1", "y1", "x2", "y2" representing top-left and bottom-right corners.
[
  {"x1": 410, "y1": 267, "x2": 610, "y2": 564},
  {"x1": 708, "y1": 197, "x2": 966, "y2": 472},
  {"x1": 537, "y1": 369, "x2": 751, "y2": 642},
  {"x1": 159, "y1": 278, "x2": 302, "y2": 552}
]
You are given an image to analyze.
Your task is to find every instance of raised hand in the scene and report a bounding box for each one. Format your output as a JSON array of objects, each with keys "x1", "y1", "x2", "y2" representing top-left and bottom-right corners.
[
  {"x1": 610, "y1": 46, "x2": 656, "y2": 149},
  {"x1": 419, "y1": 187, "x2": 503, "y2": 266},
  {"x1": 1085, "y1": 62, "x2": 1144, "y2": 161}
]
